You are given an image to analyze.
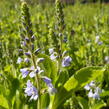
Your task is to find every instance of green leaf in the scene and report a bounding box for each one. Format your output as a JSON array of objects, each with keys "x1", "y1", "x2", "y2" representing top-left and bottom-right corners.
[
  {"x1": 100, "y1": 91, "x2": 109, "y2": 97},
  {"x1": 55, "y1": 70, "x2": 69, "y2": 88},
  {"x1": 0, "y1": 105, "x2": 7, "y2": 109},
  {"x1": 38, "y1": 53, "x2": 58, "y2": 83},
  {"x1": 51, "y1": 66, "x2": 105, "y2": 109},
  {"x1": 41, "y1": 93, "x2": 50, "y2": 109},
  {"x1": 77, "y1": 97, "x2": 89, "y2": 109},
  {"x1": 64, "y1": 66, "x2": 105, "y2": 91},
  {"x1": 91, "y1": 101, "x2": 106, "y2": 109},
  {"x1": 0, "y1": 95, "x2": 9, "y2": 109}
]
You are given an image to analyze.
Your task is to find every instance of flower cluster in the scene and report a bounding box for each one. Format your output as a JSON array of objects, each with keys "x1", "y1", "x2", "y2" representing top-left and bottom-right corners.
[
  {"x1": 17, "y1": 57, "x2": 30, "y2": 64},
  {"x1": 49, "y1": 48, "x2": 72, "y2": 67},
  {"x1": 84, "y1": 81, "x2": 102, "y2": 100},
  {"x1": 19, "y1": 2, "x2": 56, "y2": 101},
  {"x1": 25, "y1": 80, "x2": 38, "y2": 101}
]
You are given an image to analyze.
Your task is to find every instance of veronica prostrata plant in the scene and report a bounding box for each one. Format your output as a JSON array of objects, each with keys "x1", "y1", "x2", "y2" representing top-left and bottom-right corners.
[
  {"x1": 17, "y1": 2, "x2": 106, "y2": 109},
  {"x1": 19, "y1": 2, "x2": 56, "y2": 109}
]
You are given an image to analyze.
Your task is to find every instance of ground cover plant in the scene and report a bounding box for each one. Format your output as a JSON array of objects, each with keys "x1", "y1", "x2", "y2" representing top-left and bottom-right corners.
[{"x1": 1, "y1": 0, "x2": 109, "y2": 109}]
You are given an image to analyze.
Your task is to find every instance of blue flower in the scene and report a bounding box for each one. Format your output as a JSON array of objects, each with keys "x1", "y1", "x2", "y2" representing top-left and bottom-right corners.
[
  {"x1": 20, "y1": 68, "x2": 29, "y2": 78},
  {"x1": 29, "y1": 71, "x2": 36, "y2": 78},
  {"x1": 17, "y1": 57, "x2": 23, "y2": 64},
  {"x1": 24, "y1": 58, "x2": 30, "y2": 63},
  {"x1": 49, "y1": 48, "x2": 54, "y2": 54},
  {"x1": 50, "y1": 52, "x2": 57, "y2": 60},
  {"x1": 62, "y1": 56, "x2": 72, "y2": 67},
  {"x1": 25, "y1": 51, "x2": 31, "y2": 57},
  {"x1": 42, "y1": 76, "x2": 57, "y2": 94},
  {"x1": 36, "y1": 58, "x2": 45, "y2": 63},
  {"x1": 88, "y1": 88, "x2": 101, "y2": 100},
  {"x1": 24, "y1": 80, "x2": 38, "y2": 100}
]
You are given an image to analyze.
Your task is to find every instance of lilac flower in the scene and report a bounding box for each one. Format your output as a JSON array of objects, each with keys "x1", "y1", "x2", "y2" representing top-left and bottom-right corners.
[
  {"x1": 88, "y1": 88, "x2": 101, "y2": 100},
  {"x1": 42, "y1": 76, "x2": 57, "y2": 94},
  {"x1": 43, "y1": 76, "x2": 52, "y2": 85},
  {"x1": 88, "y1": 89, "x2": 94, "y2": 98},
  {"x1": 35, "y1": 66, "x2": 44, "y2": 74},
  {"x1": 25, "y1": 51, "x2": 31, "y2": 57},
  {"x1": 29, "y1": 71, "x2": 36, "y2": 78},
  {"x1": 84, "y1": 81, "x2": 95, "y2": 90},
  {"x1": 49, "y1": 48, "x2": 54, "y2": 54},
  {"x1": 50, "y1": 52, "x2": 57, "y2": 60},
  {"x1": 21, "y1": 41, "x2": 26, "y2": 47},
  {"x1": 18, "y1": 49, "x2": 23, "y2": 52},
  {"x1": 36, "y1": 58, "x2": 44, "y2": 63},
  {"x1": 98, "y1": 41, "x2": 103, "y2": 45},
  {"x1": 29, "y1": 66, "x2": 44, "y2": 78},
  {"x1": 24, "y1": 80, "x2": 38, "y2": 100},
  {"x1": 89, "y1": 81, "x2": 95, "y2": 87},
  {"x1": 24, "y1": 58, "x2": 30, "y2": 63},
  {"x1": 84, "y1": 84, "x2": 90, "y2": 90},
  {"x1": 62, "y1": 56, "x2": 72, "y2": 67},
  {"x1": 20, "y1": 68, "x2": 29, "y2": 78},
  {"x1": 30, "y1": 66, "x2": 35, "y2": 71},
  {"x1": 17, "y1": 57, "x2": 23, "y2": 64}
]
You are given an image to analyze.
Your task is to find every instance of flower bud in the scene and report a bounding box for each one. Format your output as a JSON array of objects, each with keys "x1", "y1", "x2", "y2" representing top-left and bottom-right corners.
[
  {"x1": 34, "y1": 48, "x2": 41, "y2": 55},
  {"x1": 31, "y1": 35, "x2": 35, "y2": 42}
]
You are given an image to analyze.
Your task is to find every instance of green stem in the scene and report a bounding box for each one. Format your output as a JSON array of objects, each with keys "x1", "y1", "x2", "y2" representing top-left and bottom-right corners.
[{"x1": 31, "y1": 53, "x2": 41, "y2": 109}]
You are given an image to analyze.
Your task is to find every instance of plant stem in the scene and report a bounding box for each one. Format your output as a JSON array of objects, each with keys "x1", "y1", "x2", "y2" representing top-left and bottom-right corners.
[{"x1": 31, "y1": 53, "x2": 41, "y2": 109}]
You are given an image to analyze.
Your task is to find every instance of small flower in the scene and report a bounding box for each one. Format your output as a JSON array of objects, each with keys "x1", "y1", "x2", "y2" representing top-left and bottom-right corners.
[
  {"x1": 25, "y1": 80, "x2": 38, "y2": 100},
  {"x1": 29, "y1": 66, "x2": 44, "y2": 77},
  {"x1": 50, "y1": 52, "x2": 57, "y2": 60},
  {"x1": 89, "y1": 81, "x2": 95, "y2": 87},
  {"x1": 84, "y1": 84, "x2": 90, "y2": 90},
  {"x1": 88, "y1": 89, "x2": 94, "y2": 98},
  {"x1": 36, "y1": 58, "x2": 44, "y2": 63},
  {"x1": 105, "y1": 56, "x2": 109, "y2": 64},
  {"x1": 17, "y1": 57, "x2": 23, "y2": 64},
  {"x1": 42, "y1": 76, "x2": 52, "y2": 85},
  {"x1": 35, "y1": 66, "x2": 44, "y2": 74},
  {"x1": 24, "y1": 58, "x2": 30, "y2": 63},
  {"x1": 29, "y1": 71, "x2": 36, "y2": 78},
  {"x1": 18, "y1": 49, "x2": 23, "y2": 52},
  {"x1": 42, "y1": 76, "x2": 57, "y2": 94},
  {"x1": 98, "y1": 41, "x2": 103, "y2": 45},
  {"x1": 21, "y1": 41, "x2": 26, "y2": 47},
  {"x1": 95, "y1": 35, "x2": 100, "y2": 43},
  {"x1": 49, "y1": 48, "x2": 54, "y2": 54},
  {"x1": 30, "y1": 66, "x2": 35, "y2": 71},
  {"x1": 20, "y1": 68, "x2": 29, "y2": 78},
  {"x1": 62, "y1": 56, "x2": 72, "y2": 67},
  {"x1": 25, "y1": 51, "x2": 31, "y2": 57},
  {"x1": 87, "y1": 87, "x2": 102, "y2": 100}
]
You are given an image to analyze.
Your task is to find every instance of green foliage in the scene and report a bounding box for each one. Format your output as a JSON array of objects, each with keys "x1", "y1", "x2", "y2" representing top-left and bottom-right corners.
[
  {"x1": 51, "y1": 66, "x2": 105, "y2": 109},
  {"x1": 1, "y1": 0, "x2": 109, "y2": 109}
]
